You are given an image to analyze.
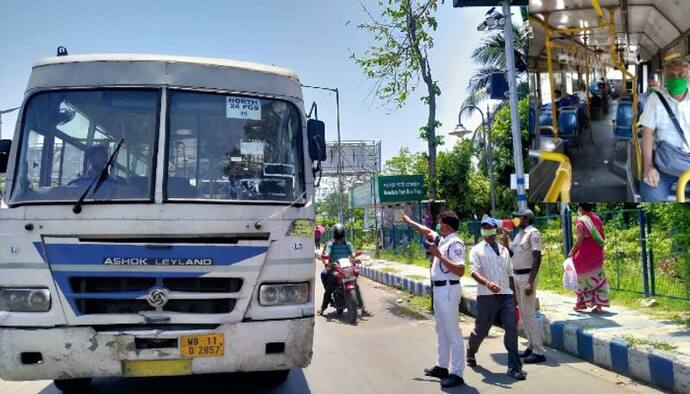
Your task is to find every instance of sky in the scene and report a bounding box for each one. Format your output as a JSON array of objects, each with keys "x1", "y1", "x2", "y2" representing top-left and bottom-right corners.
[{"x1": 0, "y1": 0, "x2": 520, "y2": 164}]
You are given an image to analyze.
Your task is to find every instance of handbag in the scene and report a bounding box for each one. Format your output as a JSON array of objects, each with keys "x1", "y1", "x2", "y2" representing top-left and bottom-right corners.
[{"x1": 653, "y1": 91, "x2": 690, "y2": 177}]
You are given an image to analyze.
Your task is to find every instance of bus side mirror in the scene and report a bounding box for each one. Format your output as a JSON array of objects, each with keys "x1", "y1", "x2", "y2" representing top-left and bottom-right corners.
[
  {"x1": 0, "y1": 140, "x2": 11, "y2": 174},
  {"x1": 307, "y1": 119, "x2": 327, "y2": 162}
]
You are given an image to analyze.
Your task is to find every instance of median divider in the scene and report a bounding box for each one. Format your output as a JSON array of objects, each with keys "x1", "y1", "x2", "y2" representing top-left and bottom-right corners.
[{"x1": 359, "y1": 260, "x2": 689, "y2": 393}]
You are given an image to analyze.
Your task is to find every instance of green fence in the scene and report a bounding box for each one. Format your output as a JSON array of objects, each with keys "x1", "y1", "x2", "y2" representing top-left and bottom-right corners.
[{"x1": 532, "y1": 209, "x2": 690, "y2": 300}]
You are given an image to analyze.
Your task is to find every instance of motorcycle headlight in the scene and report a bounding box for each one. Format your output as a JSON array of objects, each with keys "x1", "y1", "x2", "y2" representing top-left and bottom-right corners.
[
  {"x1": 259, "y1": 283, "x2": 309, "y2": 306},
  {"x1": 0, "y1": 288, "x2": 51, "y2": 312}
]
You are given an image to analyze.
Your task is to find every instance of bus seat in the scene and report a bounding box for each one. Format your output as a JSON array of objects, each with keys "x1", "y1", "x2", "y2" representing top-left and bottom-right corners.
[
  {"x1": 558, "y1": 109, "x2": 578, "y2": 143},
  {"x1": 614, "y1": 101, "x2": 633, "y2": 140},
  {"x1": 538, "y1": 112, "x2": 552, "y2": 129}
]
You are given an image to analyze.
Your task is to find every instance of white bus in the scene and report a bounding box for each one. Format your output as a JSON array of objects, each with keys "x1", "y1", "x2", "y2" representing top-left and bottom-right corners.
[{"x1": 0, "y1": 53, "x2": 326, "y2": 392}]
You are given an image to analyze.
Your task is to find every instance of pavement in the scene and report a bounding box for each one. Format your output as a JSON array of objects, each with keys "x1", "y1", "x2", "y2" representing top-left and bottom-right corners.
[
  {"x1": 360, "y1": 254, "x2": 690, "y2": 393},
  {"x1": 0, "y1": 266, "x2": 663, "y2": 394}
]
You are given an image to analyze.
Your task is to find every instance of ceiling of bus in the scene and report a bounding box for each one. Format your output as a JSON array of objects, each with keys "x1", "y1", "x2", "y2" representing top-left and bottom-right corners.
[{"x1": 530, "y1": 0, "x2": 690, "y2": 66}]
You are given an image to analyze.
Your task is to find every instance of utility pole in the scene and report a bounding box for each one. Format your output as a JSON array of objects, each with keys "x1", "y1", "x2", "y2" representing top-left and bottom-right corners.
[{"x1": 502, "y1": 0, "x2": 528, "y2": 210}]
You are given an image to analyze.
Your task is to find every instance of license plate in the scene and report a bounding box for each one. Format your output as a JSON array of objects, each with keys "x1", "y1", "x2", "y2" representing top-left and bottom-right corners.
[
  {"x1": 123, "y1": 359, "x2": 192, "y2": 377},
  {"x1": 179, "y1": 333, "x2": 224, "y2": 357}
]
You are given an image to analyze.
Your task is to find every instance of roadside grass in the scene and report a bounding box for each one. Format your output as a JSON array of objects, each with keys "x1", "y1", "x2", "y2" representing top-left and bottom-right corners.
[
  {"x1": 379, "y1": 267, "x2": 400, "y2": 274},
  {"x1": 618, "y1": 335, "x2": 678, "y2": 352},
  {"x1": 406, "y1": 274, "x2": 427, "y2": 281}
]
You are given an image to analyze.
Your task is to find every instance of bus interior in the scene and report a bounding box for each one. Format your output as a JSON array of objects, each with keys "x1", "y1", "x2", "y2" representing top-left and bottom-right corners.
[{"x1": 528, "y1": 0, "x2": 690, "y2": 202}]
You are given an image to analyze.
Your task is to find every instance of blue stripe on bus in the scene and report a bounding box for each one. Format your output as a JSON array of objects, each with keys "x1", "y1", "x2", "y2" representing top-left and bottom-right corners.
[{"x1": 33, "y1": 242, "x2": 267, "y2": 265}]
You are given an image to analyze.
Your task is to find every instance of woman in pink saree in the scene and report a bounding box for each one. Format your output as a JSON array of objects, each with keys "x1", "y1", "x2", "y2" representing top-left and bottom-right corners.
[{"x1": 568, "y1": 203, "x2": 609, "y2": 313}]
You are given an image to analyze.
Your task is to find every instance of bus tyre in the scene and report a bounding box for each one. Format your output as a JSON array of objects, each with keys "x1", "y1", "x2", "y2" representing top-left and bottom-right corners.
[
  {"x1": 346, "y1": 291, "x2": 358, "y2": 325},
  {"x1": 262, "y1": 369, "x2": 290, "y2": 386},
  {"x1": 53, "y1": 378, "x2": 92, "y2": 393}
]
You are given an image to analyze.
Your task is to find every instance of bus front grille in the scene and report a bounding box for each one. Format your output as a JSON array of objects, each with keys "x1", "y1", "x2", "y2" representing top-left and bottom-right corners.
[
  {"x1": 63, "y1": 276, "x2": 243, "y2": 315},
  {"x1": 69, "y1": 277, "x2": 243, "y2": 294},
  {"x1": 75, "y1": 298, "x2": 237, "y2": 315}
]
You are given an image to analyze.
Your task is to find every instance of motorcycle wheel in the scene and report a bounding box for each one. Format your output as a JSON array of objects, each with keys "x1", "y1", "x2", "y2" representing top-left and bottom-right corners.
[{"x1": 346, "y1": 291, "x2": 358, "y2": 325}]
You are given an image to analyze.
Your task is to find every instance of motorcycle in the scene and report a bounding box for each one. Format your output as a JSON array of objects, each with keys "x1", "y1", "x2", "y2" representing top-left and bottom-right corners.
[{"x1": 321, "y1": 252, "x2": 363, "y2": 324}]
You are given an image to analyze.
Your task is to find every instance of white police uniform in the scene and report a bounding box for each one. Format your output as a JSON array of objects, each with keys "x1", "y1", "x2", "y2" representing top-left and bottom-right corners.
[{"x1": 431, "y1": 231, "x2": 466, "y2": 377}]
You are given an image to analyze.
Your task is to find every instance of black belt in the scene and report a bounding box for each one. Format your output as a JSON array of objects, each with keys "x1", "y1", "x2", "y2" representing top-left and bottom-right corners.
[
  {"x1": 514, "y1": 268, "x2": 531, "y2": 275},
  {"x1": 433, "y1": 280, "x2": 460, "y2": 286}
]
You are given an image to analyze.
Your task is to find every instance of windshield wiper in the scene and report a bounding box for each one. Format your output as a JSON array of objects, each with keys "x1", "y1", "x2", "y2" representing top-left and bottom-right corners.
[{"x1": 72, "y1": 138, "x2": 124, "y2": 214}]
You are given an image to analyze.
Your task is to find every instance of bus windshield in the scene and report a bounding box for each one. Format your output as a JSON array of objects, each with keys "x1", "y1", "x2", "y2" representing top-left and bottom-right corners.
[
  {"x1": 10, "y1": 89, "x2": 159, "y2": 205},
  {"x1": 166, "y1": 91, "x2": 305, "y2": 203}
]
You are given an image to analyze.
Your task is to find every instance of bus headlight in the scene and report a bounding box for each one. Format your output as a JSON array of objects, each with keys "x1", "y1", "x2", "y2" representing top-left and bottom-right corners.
[
  {"x1": 0, "y1": 288, "x2": 51, "y2": 312},
  {"x1": 259, "y1": 283, "x2": 309, "y2": 306}
]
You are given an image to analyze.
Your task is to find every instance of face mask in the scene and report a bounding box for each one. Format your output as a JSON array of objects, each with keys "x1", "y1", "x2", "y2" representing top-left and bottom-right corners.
[
  {"x1": 647, "y1": 88, "x2": 656, "y2": 94},
  {"x1": 666, "y1": 77, "x2": 688, "y2": 96},
  {"x1": 435, "y1": 223, "x2": 442, "y2": 233},
  {"x1": 480, "y1": 228, "x2": 497, "y2": 237}
]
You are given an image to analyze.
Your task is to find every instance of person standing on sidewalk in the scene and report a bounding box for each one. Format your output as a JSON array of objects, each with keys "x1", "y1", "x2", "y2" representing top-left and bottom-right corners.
[
  {"x1": 467, "y1": 216, "x2": 527, "y2": 381},
  {"x1": 501, "y1": 209, "x2": 546, "y2": 364},
  {"x1": 401, "y1": 211, "x2": 466, "y2": 389},
  {"x1": 569, "y1": 203, "x2": 609, "y2": 313}
]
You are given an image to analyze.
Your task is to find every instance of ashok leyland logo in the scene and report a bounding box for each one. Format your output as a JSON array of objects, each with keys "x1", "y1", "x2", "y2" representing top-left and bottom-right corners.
[{"x1": 146, "y1": 287, "x2": 169, "y2": 308}]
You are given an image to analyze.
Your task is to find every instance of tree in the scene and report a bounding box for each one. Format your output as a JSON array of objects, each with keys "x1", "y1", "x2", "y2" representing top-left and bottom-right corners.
[
  {"x1": 383, "y1": 147, "x2": 426, "y2": 175},
  {"x1": 351, "y1": 0, "x2": 442, "y2": 199}
]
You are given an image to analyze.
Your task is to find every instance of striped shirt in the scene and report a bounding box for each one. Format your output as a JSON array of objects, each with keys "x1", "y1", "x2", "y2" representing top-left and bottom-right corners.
[{"x1": 470, "y1": 240, "x2": 514, "y2": 296}]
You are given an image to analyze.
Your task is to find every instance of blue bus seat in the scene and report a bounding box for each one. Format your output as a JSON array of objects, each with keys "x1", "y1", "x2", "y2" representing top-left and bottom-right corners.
[{"x1": 614, "y1": 100, "x2": 633, "y2": 140}]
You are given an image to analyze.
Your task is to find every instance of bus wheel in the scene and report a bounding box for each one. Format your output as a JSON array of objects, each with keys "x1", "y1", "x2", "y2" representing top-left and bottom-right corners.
[
  {"x1": 53, "y1": 378, "x2": 92, "y2": 393},
  {"x1": 261, "y1": 369, "x2": 290, "y2": 385}
]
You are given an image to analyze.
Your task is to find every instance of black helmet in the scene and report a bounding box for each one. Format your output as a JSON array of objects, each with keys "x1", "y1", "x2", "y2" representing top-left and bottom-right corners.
[{"x1": 333, "y1": 223, "x2": 346, "y2": 240}]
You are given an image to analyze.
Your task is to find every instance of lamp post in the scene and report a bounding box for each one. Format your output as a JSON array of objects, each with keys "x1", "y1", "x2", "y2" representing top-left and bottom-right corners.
[
  {"x1": 0, "y1": 107, "x2": 20, "y2": 140},
  {"x1": 451, "y1": 105, "x2": 495, "y2": 214},
  {"x1": 301, "y1": 84, "x2": 344, "y2": 223}
]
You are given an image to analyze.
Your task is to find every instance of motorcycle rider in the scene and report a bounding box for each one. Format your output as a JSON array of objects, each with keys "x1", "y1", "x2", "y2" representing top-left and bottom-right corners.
[{"x1": 319, "y1": 223, "x2": 371, "y2": 317}]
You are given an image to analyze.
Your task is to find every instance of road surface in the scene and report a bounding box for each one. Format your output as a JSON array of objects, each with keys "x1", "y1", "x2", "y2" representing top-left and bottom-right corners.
[{"x1": 1, "y1": 270, "x2": 662, "y2": 393}]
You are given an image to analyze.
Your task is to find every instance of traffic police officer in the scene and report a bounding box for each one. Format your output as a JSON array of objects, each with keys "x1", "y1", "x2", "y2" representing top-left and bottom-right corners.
[
  {"x1": 502, "y1": 209, "x2": 546, "y2": 363},
  {"x1": 401, "y1": 211, "x2": 466, "y2": 388}
]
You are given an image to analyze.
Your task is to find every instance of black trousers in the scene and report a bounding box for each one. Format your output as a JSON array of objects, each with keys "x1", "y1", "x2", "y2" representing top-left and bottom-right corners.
[
  {"x1": 321, "y1": 269, "x2": 337, "y2": 310},
  {"x1": 467, "y1": 294, "x2": 522, "y2": 370}
]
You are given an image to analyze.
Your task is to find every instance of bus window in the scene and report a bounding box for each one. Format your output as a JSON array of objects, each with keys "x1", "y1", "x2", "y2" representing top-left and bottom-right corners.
[
  {"x1": 167, "y1": 91, "x2": 305, "y2": 203},
  {"x1": 10, "y1": 89, "x2": 159, "y2": 204}
]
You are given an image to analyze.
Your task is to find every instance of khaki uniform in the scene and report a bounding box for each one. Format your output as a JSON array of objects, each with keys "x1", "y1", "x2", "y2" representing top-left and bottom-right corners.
[{"x1": 510, "y1": 225, "x2": 545, "y2": 356}]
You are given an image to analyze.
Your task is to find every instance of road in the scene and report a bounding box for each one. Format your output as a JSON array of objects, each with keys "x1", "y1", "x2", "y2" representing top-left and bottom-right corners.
[{"x1": 1, "y1": 272, "x2": 662, "y2": 394}]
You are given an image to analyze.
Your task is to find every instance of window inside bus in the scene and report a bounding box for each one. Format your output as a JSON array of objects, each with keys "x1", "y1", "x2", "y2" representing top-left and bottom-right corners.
[
  {"x1": 10, "y1": 89, "x2": 159, "y2": 204},
  {"x1": 166, "y1": 91, "x2": 305, "y2": 203}
]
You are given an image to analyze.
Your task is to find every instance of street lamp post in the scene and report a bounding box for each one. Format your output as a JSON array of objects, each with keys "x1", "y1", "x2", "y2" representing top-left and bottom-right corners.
[
  {"x1": 451, "y1": 105, "x2": 495, "y2": 214},
  {"x1": 301, "y1": 84, "x2": 345, "y2": 223},
  {"x1": 0, "y1": 107, "x2": 20, "y2": 140}
]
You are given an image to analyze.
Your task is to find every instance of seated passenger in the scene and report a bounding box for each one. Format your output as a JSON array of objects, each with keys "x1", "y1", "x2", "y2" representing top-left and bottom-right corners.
[
  {"x1": 639, "y1": 60, "x2": 690, "y2": 201},
  {"x1": 69, "y1": 145, "x2": 117, "y2": 187},
  {"x1": 639, "y1": 79, "x2": 659, "y2": 112}
]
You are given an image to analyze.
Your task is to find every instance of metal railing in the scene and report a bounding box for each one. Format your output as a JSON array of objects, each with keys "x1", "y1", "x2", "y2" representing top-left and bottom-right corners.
[{"x1": 529, "y1": 150, "x2": 572, "y2": 202}]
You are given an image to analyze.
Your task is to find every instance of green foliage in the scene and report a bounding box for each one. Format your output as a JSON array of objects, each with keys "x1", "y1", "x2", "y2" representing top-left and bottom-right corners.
[
  {"x1": 463, "y1": 23, "x2": 529, "y2": 108},
  {"x1": 379, "y1": 242, "x2": 430, "y2": 268},
  {"x1": 350, "y1": 0, "x2": 440, "y2": 110},
  {"x1": 383, "y1": 147, "x2": 427, "y2": 175}
]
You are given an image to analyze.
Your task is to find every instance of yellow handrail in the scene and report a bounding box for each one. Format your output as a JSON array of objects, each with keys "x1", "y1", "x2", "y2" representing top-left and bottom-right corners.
[
  {"x1": 676, "y1": 169, "x2": 690, "y2": 202},
  {"x1": 531, "y1": 151, "x2": 572, "y2": 202}
]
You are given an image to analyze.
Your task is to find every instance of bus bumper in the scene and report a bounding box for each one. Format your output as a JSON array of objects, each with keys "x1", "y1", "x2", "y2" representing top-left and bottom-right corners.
[{"x1": 0, "y1": 317, "x2": 314, "y2": 381}]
